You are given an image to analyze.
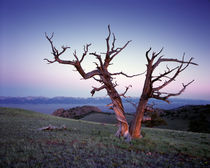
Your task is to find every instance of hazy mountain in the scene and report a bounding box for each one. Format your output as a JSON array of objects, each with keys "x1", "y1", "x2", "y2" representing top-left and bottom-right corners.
[
  {"x1": 0, "y1": 96, "x2": 110, "y2": 104},
  {"x1": 0, "y1": 96, "x2": 209, "y2": 110}
]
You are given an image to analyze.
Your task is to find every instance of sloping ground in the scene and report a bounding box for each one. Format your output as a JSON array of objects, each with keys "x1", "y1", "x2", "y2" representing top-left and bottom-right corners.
[
  {"x1": 160, "y1": 104, "x2": 210, "y2": 133},
  {"x1": 0, "y1": 107, "x2": 209, "y2": 168},
  {"x1": 81, "y1": 104, "x2": 210, "y2": 133}
]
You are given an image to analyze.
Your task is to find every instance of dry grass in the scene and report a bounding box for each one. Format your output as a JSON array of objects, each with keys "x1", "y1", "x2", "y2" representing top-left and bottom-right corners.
[{"x1": 0, "y1": 107, "x2": 209, "y2": 168}]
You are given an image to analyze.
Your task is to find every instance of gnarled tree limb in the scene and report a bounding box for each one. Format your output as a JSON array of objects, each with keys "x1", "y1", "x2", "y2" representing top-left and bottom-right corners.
[
  {"x1": 91, "y1": 85, "x2": 106, "y2": 96},
  {"x1": 152, "y1": 80, "x2": 195, "y2": 103},
  {"x1": 153, "y1": 53, "x2": 198, "y2": 70},
  {"x1": 153, "y1": 56, "x2": 194, "y2": 92},
  {"x1": 120, "y1": 85, "x2": 132, "y2": 98},
  {"x1": 110, "y1": 70, "x2": 146, "y2": 78},
  {"x1": 103, "y1": 25, "x2": 132, "y2": 68},
  {"x1": 45, "y1": 33, "x2": 100, "y2": 79}
]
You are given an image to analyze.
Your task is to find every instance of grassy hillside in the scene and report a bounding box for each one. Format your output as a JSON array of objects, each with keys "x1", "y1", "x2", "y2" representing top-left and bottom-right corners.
[
  {"x1": 0, "y1": 107, "x2": 209, "y2": 168},
  {"x1": 161, "y1": 104, "x2": 210, "y2": 133},
  {"x1": 81, "y1": 104, "x2": 210, "y2": 133}
]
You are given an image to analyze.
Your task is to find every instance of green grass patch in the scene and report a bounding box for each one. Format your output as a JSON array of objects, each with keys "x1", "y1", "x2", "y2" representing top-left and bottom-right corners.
[{"x1": 0, "y1": 107, "x2": 209, "y2": 168}]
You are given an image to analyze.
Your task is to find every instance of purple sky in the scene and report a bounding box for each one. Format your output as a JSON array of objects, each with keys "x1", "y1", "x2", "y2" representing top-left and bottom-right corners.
[{"x1": 0, "y1": 0, "x2": 210, "y2": 100}]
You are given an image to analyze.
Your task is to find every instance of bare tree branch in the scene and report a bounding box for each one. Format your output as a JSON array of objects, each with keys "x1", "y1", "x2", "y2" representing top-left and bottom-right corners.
[
  {"x1": 152, "y1": 66, "x2": 179, "y2": 83},
  {"x1": 89, "y1": 52, "x2": 103, "y2": 68},
  {"x1": 45, "y1": 33, "x2": 100, "y2": 79},
  {"x1": 152, "y1": 80, "x2": 195, "y2": 103},
  {"x1": 103, "y1": 25, "x2": 132, "y2": 68},
  {"x1": 153, "y1": 53, "x2": 198, "y2": 70},
  {"x1": 45, "y1": 32, "x2": 74, "y2": 65},
  {"x1": 154, "y1": 47, "x2": 164, "y2": 57},
  {"x1": 153, "y1": 56, "x2": 194, "y2": 91},
  {"x1": 91, "y1": 85, "x2": 106, "y2": 96},
  {"x1": 73, "y1": 50, "x2": 79, "y2": 61},
  {"x1": 146, "y1": 47, "x2": 152, "y2": 62},
  {"x1": 105, "y1": 24, "x2": 111, "y2": 59},
  {"x1": 120, "y1": 85, "x2": 132, "y2": 98},
  {"x1": 150, "y1": 47, "x2": 164, "y2": 62},
  {"x1": 80, "y1": 44, "x2": 91, "y2": 63},
  {"x1": 109, "y1": 40, "x2": 132, "y2": 63},
  {"x1": 43, "y1": 58, "x2": 57, "y2": 64},
  {"x1": 93, "y1": 77, "x2": 103, "y2": 83},
  {"x1": 110, "y1": 71, "x2": 146, "y2": 78},
  {"x1": 111, "y1": 33, "x2": 116, "y2": 51}
]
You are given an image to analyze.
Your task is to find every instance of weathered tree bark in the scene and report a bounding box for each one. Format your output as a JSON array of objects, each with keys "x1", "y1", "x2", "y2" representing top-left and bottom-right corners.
[
  {"x1": 130, "y1": 51, "x2": 153, "y2": 138},
  {"x1": 130, "y1": 48, "x2": 198, "y2": 139},
  {"x1": 93, "y1": 66, "x2": 131, "y2": 140},
  {"x1": 130, "y1": 99, "x2": 147, "y2": 138}
]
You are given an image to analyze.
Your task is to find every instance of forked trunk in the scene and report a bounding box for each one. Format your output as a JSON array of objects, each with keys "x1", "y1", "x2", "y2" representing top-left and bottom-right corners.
[
  {"x1": 130, "y1": 98, "x2": 148, "y2": 138},
  {"x1": 45, "y1": 27, "x2": 197, "y2": 142}
]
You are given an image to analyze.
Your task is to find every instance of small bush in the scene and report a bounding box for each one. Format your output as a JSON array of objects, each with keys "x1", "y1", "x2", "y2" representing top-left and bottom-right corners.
[
  {"x1": 144, "y1": 112, "x2": 167, "y2": 127},
  {"x1": 188, "y1": 114, "x2": 210, "y2": 133}
]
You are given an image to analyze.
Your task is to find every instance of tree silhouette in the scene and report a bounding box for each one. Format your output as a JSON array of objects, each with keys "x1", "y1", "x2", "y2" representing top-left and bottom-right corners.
[{"x1": 45, "y1": 26, "x2": 197, "y2": 141}]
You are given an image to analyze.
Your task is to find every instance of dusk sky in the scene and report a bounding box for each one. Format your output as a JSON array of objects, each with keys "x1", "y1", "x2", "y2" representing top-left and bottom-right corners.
[{"x1": 0, "y1": 0, "x2": 210, "y2": 100}]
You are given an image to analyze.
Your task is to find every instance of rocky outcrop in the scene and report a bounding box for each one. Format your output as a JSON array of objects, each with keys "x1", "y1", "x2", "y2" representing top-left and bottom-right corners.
[{"x1": 52, "y1": 105, "x2": 102, "y2": 119}]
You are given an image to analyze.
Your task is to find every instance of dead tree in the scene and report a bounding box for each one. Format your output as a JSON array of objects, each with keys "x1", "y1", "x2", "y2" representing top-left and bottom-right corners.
[
  {"x1": 44, "y1": 25, "x2": 141, "y2": 141},
  {"x1": 45, "y1": 26, "x2": 197, "y2": 141},
  {"x1": 130, "y1": 48, "x2": 198, "y2": 138}
]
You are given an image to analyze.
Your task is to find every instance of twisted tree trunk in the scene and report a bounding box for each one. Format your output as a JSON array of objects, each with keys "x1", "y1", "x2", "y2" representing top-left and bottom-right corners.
[
  {"x1": 130, "y1": 98, "x2": 148, "y2": 138},
  {"x1": 110, "y1": 94, "x2": 130, "y2": 140},
  {"x1": 99, "y1": 68, "x2": 131, "y2": 140}
]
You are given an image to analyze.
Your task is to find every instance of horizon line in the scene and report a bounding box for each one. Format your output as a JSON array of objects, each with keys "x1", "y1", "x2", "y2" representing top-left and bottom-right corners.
[{"x1": 0, "y1": 96, "x2": 210, "y2": 101}]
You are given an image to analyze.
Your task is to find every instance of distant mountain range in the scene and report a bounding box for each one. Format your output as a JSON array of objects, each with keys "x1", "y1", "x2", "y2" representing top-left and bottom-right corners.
[
  {"x1": 0, "y1": 96, "x2": 209, "y2": 110},
  {"x1": 0, "y1": 96, "x2": 111, "y2": 104}
]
